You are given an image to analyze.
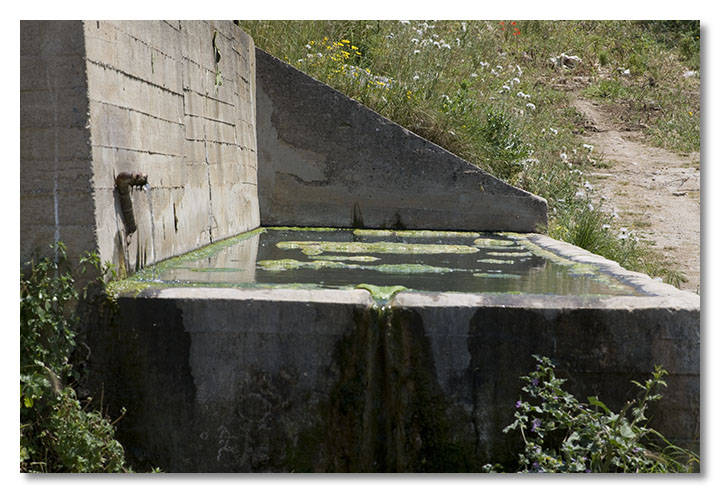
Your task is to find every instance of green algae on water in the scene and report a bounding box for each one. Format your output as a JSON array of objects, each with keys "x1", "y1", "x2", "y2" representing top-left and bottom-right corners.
[
  {"x1": 277, "y1": 240, "x2": 478, "y2": 255},
  {"x1": 257, "y1": 259, "x2": 352, "y2": 272},
  {"x1": 353, "y1": 229, "x2": 481, "y2": 239},
  {"x1": 307, "y1": 255, "x2": 380, "y2": 262},
  {"x1": 258, "y1": 258, "x2": 459, "y2": 275}
]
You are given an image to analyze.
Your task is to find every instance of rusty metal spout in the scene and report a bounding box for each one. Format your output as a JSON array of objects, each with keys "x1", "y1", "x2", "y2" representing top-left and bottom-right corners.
[{"x1": 115, "y1": 172, "x2": 148, "y2": 235}]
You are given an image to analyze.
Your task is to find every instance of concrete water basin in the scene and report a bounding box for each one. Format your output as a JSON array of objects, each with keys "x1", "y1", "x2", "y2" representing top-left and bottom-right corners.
[{"x1": 94, "y1": 227, "x2": 699, "y2": 472}]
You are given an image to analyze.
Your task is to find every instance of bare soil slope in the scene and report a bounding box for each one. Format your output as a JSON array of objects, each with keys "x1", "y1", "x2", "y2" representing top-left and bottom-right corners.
[{"x1": 572, "y1": 98, "x2": 700, "y2": 293}]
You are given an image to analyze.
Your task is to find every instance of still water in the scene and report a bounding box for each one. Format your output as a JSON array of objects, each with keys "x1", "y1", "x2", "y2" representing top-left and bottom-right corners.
[{"x1": 136, "y1": 227, "x2": 639, "y2": 296}]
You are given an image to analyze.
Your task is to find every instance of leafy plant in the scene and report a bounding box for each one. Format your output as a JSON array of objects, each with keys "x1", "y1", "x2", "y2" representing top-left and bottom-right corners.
[
  {"x1": 20, "y1": 243, "x2": 133, "y2": 473},
  {"x1": 493, "y1": 355, "x2": 699, "y2": 473},
  {"x1": 476, "y1": 107, "x2": 530, "y2": 182}
]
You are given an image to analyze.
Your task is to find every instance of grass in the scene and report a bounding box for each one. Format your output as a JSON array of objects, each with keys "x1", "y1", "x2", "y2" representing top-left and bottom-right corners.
[{"x1": 238, "y1": 20, "x2": 699, "y2": 286}]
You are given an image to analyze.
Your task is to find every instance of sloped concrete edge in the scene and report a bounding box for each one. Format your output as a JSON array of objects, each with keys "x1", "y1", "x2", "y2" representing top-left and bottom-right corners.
[{"x1": 255, "y1": 48, "x2": 547, "y2": 232}]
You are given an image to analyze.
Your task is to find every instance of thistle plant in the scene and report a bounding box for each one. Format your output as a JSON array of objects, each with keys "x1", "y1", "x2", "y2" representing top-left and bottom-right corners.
[{"x1": 496, "y1": 355, "x2": 699, "y2": 473}]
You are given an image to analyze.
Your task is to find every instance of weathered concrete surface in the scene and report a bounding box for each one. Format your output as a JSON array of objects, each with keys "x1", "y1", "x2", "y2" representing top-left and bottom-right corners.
[
  {"x1": 21, "y1": 21, "x2": 259, "y2": 276},
  {"x1": 20, "y1": 21, "x2": 96, "y2": 267},
  {"x1": 255, "y1": 49, "x2": 548, "y2": 233},
  {"x1": 88, "y1": 236, "x2": 699, "y2": 472}
]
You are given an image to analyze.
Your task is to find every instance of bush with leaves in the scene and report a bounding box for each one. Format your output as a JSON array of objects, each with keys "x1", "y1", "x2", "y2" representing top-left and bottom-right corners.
[
  {"x1": 488, "y1": 355, "x2": 699, "y2": 473},
  {"x1": 20, "y1": 243, "x2": 132, "y2": 473}
]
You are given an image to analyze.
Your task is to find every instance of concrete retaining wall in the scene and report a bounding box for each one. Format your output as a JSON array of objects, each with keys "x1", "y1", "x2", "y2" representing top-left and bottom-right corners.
[
  {"x1": 86, "y1": 282, "x2": 699, "y2": 472},
  {"x1": 255, "y1": 49, "x2": 548, "y2": 232},
  {"x1": 21, "y1": 20, "x2": 260, "y2": 274}
]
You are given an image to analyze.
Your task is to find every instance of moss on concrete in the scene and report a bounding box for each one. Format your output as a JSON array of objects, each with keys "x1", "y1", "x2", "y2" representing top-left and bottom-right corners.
[{"x1": 473, "y1": 238, "x2": 517, "y2": 248}]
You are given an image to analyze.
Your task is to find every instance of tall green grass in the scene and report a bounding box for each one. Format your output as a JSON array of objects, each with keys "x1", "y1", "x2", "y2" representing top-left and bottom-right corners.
[{"x1": 239, "y1": 20, "x2": 699, "y2": 286}]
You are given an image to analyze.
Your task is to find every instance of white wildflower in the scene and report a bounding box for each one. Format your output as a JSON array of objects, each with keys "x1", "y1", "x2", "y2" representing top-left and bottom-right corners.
[
  {"x1": 584, "y1": 180, "x2": 593, "y2": 190},
  {"x1": 560, "y1": 152, "x2": 568, "y2": 161},
  {"x1": 502, "y1": 85, "x2": 511, "y2": 92},
  {"x1": 413, "y1": 74, "x2": 420, "y2": 80},
  {"x1": 515, "y1": 65, "x2": 523, "y2": 77},
  {"x1": 413, "y1": 50, "x2": 421, "y2": 55},
  {"x1": 549, "y1": 127, "x2": 558, "y2": 135},
  {"x1": 582, "y1": 143, "x2": 594, "y2": 152},
  {"x1": 602, "y1": 224, "x2": 611, "y2": 230},
  {"x1": 587, "y1": 203, "x2": 594, "y2": 211},
  {"x1": 305, "y1": 44, "x2": 312, "y2": 49},
  {"x1": 400, "y1": 20, "x2": 410, "y2": 25},
  {"x1": 512, "y1": 77, "x2": 521, "y2": 85},
  {"x1": 526, "y1": 102, "x2": 536, "y2": 110},
  {"x1": 575, "y1": 190, "x2": 586, "y2": 198},
  {"x1": 411, "y1": 38, "x2": 419, "y2": 44},
  {"x1": 470, "y1": 72, "x2": 478, "y2": 78}
]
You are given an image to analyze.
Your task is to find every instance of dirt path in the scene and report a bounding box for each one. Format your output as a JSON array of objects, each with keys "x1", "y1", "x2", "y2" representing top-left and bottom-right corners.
[{"x1": 572, "y1": 98, "x2": 701, "y2": 293}]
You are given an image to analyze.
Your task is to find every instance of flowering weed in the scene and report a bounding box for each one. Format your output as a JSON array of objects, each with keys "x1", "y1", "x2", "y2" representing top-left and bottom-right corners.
[{"x1": 495, "y1": 355, "x2": 699, "y2": 473}]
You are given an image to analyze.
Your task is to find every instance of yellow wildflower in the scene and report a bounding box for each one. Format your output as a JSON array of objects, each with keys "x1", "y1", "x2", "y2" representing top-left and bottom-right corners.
[{"x1": 341, "y1": 39, "x2": 350, "y2": 44}]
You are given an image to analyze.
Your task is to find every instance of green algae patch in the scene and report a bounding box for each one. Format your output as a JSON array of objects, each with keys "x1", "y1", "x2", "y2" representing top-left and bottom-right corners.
[
  {"x1": 257, "y1": 259, "x2": 352, "y2": 272},
  {"x1": 352, "y1": 229, "x2": 394, "y2": 237},
  {"x1": 355, "y1": 283, "x2": 407, "y2": 302},
  {"x1": 258, "y1": 258, "x2": 458, "y2": 275},
  {"x1": 397, "y1": 230, "x2": 480, "y2": 239},
  {"x1": 277, "y1": 240, "x2": 478, "y2": 255},
  {"x1": 353, "y1": 229, "x2": 480, "y2": 239},
  {"x1": 188, "y1": 267, "x2": 246, "y2": 273},
  {"x1": 370, "y1": 263, "x2": 455, "y2": 274},
  {"x1": 473, "y1": 238, "x2": 517, "y2": 248},
  {"x1": 106, "y1": 278, "x2": 165, "y2": 298},
  {"x1": 308, "y1": 255, "x2": 380, "y2": 263}
]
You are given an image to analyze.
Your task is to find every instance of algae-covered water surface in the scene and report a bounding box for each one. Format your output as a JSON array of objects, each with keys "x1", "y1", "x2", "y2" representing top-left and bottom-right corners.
[{"x1": 131, "y1": 227, "x2": 639, "y2": 296}]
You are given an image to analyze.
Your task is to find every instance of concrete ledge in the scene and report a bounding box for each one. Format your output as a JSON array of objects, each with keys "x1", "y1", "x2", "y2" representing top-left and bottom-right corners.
[{"x1": 255, "y1": 49, "x2": 548, "y2": 232}]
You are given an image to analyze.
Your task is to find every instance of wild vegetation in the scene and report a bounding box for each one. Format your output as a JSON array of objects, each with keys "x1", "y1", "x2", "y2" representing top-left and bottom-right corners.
[
  {"x1": 20, "y1": 244, "x2": 139, "y2": 472},
  {"x1": 487, "y1": 355, "x2": 699, "y2": 473},
  {"x1": 238, "y1": 20, "x2": 700, "y2": 286}
]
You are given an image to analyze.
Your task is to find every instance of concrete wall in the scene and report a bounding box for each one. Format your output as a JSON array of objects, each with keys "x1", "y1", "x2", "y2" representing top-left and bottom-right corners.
[
  {"x1": 20, "y1": 21, "x2": 96, "y2": 267},
  {"x1": 21, "y1": 20, "x2": 260, "y2": 274},
  {"x1": 85, "y1": 283, "x2": 699, "y2": 472},
  {"x1": 255, "y1": 49, "x2": 548, "y2": 232}
]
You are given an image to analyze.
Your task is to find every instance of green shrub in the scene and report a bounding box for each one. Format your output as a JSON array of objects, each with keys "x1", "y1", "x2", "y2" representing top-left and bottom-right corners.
[
  {"x1": 488, "y1": 355, "x2": 699, "y2": 473},
  {"x1": 20, "y1": 243, "x2": 132, "y2": 473}
]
